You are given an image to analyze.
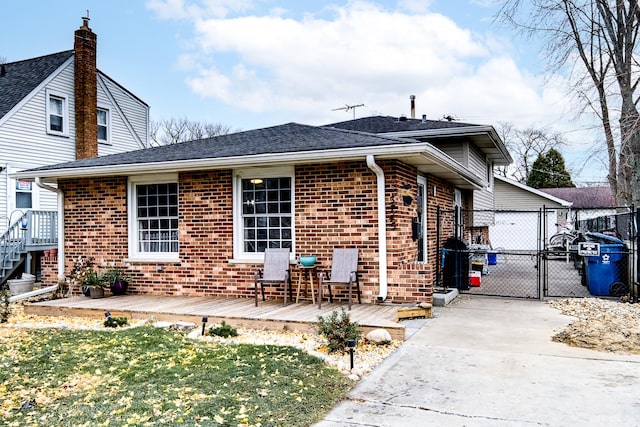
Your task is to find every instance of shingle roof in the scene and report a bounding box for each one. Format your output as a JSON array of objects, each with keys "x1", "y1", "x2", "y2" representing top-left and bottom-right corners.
[
  {"x1": 0, "y1": 50, "x2": 74, "y2": 120},
  {"x1": 25, "y1": 122, "x2": 420, "y2": 172},
  {"x1": 540, "y1": 187, "x2": 615, "y2": 208},
  {"x1": 324, "y1": 115, "x2": 480, "y2": 133}
]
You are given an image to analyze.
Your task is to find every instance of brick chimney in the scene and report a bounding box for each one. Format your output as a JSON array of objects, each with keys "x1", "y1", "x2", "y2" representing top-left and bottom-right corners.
[{"x1": 74, "y1": 15, "x2": 98, "y2": 159}]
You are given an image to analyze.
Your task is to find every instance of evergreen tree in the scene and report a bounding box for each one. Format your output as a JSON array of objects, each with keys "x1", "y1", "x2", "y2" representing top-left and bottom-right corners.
[{"x1": 526, "y1": 148, "x2": 575, "y2": 188}]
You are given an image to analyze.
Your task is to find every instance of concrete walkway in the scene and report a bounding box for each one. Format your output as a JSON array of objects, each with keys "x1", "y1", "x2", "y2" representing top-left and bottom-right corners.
[{"x1": 314, "y1": 296, "x2": 640, "y2": 427}]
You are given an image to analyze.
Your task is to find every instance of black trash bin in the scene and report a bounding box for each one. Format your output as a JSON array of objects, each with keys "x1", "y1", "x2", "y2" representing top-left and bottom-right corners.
[
  {"x1": 582, "y1": 232, "x2": 628, "y2": 297},
  {"x1": 442, "y1": 237, "x2": 470, "y2": 290}
]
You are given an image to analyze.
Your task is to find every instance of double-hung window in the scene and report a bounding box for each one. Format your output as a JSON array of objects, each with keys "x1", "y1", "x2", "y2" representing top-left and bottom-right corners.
[
  {"x1": 15, "y1": 180, "x2": 33, "y2": 209},
  {"x1": 234, "y1": 167, "x2": 294, "y2": 260},
  {"x1": 97, "y1": 107, "x2": 110, "y2": 144},
  {"x1": 46, "y1": 89, "x2": 69, "y2": 136},
  {"x1": 128, "y1": 175, "x2": 179, "y2": 261}
]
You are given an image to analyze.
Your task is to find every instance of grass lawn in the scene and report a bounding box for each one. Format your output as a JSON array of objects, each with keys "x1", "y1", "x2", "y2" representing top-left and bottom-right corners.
[{"x1": 0, "y1": 326, "x2": 353, "y2": 426}]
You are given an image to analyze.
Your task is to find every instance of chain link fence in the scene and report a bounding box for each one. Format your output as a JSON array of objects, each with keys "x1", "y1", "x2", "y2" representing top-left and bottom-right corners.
[{"x1": 436, "y1": 206, "x2": 638, "y2": 302}]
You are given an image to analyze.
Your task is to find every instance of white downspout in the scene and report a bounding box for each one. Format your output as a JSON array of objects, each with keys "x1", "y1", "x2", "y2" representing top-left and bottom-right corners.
[
  {"x1": 35, "y1": 178, "x2": 65, "y2": 283},
  {"x1": 366, "y1": 155, "x2": 388, "y2": 301}
]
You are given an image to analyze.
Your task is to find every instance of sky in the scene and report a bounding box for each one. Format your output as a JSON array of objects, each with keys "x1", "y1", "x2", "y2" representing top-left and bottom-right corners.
[{"x1": 2, "y1": 0, "x2": 609, "y2": 185}]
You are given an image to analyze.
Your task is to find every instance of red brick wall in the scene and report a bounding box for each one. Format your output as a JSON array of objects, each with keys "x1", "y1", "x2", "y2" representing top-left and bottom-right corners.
[
  {"x1": 41, "y1": 253, "x2": 58, "y2": 287},
  {"x1": 52, "y1": 161, "x2": 457, "y2": 304},
  {"x1": 295, "y1": 162, "x2": 379, "y2": 302}
]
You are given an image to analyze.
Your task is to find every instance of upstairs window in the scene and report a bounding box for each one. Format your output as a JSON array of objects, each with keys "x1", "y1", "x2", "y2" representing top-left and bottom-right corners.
[
  {"x1": 97, "y1": 107, "x2": 110, "y2": 143},
  {"x1": 46, "y1": 89, "x2": 68, "y2": 136}
]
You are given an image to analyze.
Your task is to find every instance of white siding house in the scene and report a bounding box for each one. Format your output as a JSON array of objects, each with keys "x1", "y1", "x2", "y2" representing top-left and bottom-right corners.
[
  {"x1": 0, "y1": 21, "x2": 149, "y2": 228},
  {"x1": 0, "y1": 18, "x2": 149, "y2": 284}
]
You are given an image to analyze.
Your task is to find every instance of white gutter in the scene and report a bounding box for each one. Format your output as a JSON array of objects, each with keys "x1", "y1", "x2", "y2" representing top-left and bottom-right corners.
[
  {"x1": 366, "y1": 155, "x2": 388, "y2": 301},
  {"x1": 35, "y1": 178, "x2": 65, "y2": 283}
]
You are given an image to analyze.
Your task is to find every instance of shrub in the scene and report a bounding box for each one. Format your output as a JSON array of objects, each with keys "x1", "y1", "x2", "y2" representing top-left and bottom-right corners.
[
  {"x1": 209, "y1": 320, "x2": 238, "y2": 338},
  {"x1": 0, "y1": 285, "x2": 10, "y2": 323},
  {"x1": 104, "y1": 316, "x2": 129, "y2": 328},
  {"x1": 316, "y1": 308, "x2": 362, "y2": 353}
]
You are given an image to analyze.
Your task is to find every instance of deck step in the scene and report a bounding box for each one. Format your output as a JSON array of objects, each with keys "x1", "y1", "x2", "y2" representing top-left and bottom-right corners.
[{"x1": 25, "y1": 295, "x2": 408, "y2": 341}]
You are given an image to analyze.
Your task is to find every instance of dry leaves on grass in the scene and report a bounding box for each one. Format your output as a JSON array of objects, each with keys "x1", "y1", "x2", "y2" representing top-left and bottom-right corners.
[
  {"x1": 549, "y1": 298, "x2": 640, "y2": 355},
  {"x1": 3, "y1": 301, "x2": 402, "y2": 377}
]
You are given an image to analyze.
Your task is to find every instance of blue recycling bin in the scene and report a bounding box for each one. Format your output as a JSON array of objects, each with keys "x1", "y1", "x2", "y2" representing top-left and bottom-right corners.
[{"x1": 583, "y1": 232, "x2": 628, "y2": 296}]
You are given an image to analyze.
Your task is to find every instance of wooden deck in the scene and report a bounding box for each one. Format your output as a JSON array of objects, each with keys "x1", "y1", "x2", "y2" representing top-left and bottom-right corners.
[{"x1": 24, "y1": 296, "x2": 411, "y2": 340}]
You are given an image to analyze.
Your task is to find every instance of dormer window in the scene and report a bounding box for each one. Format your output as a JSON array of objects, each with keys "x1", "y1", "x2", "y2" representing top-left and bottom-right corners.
[{"x1": 46, "y1": 89, "x2": 69, "y2": 136}]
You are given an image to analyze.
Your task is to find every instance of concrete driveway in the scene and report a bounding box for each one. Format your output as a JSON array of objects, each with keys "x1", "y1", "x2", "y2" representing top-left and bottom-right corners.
[{"x1": 314, "y1": 296, "x2": 640, "y2": 427}]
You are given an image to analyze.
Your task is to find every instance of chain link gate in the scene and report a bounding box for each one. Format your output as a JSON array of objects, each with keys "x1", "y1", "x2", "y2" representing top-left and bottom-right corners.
[
  {"x1": 542, "y1": 205, "x2": 637, "y2": 300},
  {"x1": 436, "y1": 206, "x2": 638, "y2": 301},
  {"x1": 437, "y1": 207, "x2": 543, "y2": 299}
]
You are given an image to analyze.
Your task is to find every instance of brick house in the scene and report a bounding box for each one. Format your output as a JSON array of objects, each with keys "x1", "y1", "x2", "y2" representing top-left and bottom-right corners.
[{"x1": 16, "y1": 117, "x2": 511, "y2": 305}]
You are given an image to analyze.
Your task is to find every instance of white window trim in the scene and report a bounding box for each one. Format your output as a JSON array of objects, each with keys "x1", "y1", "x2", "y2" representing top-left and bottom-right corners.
[
  {"x1": 486, "y1": 160, "x2": 494, "y2": 191},
  {"x1": 417, "y1": 175, "x2": 428, "y2": 263},
  {"x1": 454, "y1": 188, "x2": 464, "y2": 239},
  {"x1": 8, "y1": 166, "x2": 40, "y2": 212},
  {"x1": 127, "y1": 173, "x2": 180, "y2": 262},
  {"x1": 97, "y1": 105, "x2": 111, "y2": 145},
  {"x1": 45, "y1": 89, "x2": 69, "y2": 137},
  {"x1": 232, "y1": 166, "x2": 295, "y2": 262}
]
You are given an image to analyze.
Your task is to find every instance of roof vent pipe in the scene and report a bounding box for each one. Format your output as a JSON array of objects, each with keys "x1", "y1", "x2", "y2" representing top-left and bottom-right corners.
[
  {"x1": 410, "y1": 95, "x2": 416, "y2": 119},
  {"x1": 422, "y1": 114, "x2": 427, "y2": 123},
  {"x1": 366, "y1": 155, "x2": 388, "y2": 302}
]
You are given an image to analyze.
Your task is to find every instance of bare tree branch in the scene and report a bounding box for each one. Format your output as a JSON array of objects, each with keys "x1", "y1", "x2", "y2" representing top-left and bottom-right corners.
[
  {"x1": 498, "y1": 0, "x2": 640, "y2": 205},
  {"x1": 150, "y1": 117, "x2": 234, "y2": 146}
]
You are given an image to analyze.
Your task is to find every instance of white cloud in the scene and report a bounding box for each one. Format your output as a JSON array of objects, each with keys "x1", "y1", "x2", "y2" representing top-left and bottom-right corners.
[
  {"x1": 151, "y1": 1, "x2": 583, "y2": 139},
  {"x1": 145, "y1": 0, "x2": 608, "y2": 183},
  {"x1": 181, "y1": 1, "x2": 493, "y2": 118}
]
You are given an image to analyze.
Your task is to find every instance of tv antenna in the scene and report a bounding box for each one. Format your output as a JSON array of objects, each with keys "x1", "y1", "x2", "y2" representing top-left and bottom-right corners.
[{"x1": 332, "y1": 103, "x2": 365, "y2": 120}]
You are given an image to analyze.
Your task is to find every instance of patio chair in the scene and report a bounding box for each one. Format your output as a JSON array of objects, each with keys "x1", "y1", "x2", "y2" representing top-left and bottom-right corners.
[
  {"x1": 318, "y1": 248, "x2": 360, "y2": 310},
  {"x1": 254, "y1": 248, "x2": 292, "y2": 307}
]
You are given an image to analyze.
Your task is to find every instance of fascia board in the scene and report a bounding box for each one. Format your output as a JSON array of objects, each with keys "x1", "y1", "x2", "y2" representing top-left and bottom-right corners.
[
  {"x1": 382, "y1": 126, "x2": 514, "y2": 164},
  {"x1": 421, "y1": 145, "x2": 484, "y2": 189},
  {"x1": 0, "y1": 56, "x2": 74, "y2": 127},
  {"x1": 495, "y1": 175, "x2": 573, "y2": 207},
  {"x1": 380, "y1": 126, "x2": 495, "y2": 139},
  {"x1": 13, "y1": 143, "x2": 435, "y2": 180},
  {"x1": 14, "y1": 142, "x2": 485, "y2": 191}
]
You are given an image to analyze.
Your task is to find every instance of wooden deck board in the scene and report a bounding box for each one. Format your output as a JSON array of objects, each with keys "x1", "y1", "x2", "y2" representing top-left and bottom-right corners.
[{"x1": 25, "y1": 296, "x2": 406, "y2": 340}]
